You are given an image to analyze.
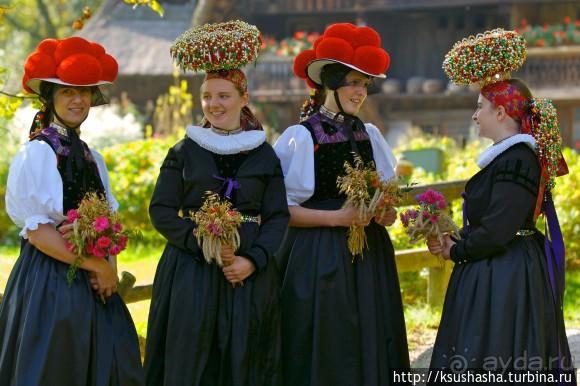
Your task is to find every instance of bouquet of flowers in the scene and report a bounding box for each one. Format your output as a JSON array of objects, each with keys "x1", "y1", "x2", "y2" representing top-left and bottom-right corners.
[
  {"x1": 63, "y1": 192, "x2": 131, "y2": 285},
  {"x1": 337, "y1": 155, "x2": 406, "y2": 258},
  {"x1": 191, "y1": 192, "x2": 242, "y2": 266},
  {"x1": 399, "y1": 189, "x2": 461, "y2": 244}
]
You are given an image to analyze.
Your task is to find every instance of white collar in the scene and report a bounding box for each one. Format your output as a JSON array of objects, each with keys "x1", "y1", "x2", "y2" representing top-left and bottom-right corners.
[
  {"x1": 477, "y1": 134, "x2": 536, "y2": 169},
  {"x1": 186, "y1": 125, "x2": 266, "y2": 155}
]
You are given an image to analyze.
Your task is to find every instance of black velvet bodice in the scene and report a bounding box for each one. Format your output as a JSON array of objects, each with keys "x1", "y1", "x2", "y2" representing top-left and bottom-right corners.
[
  {"x1": 34, "y1": 128, "x2": 105, "y2": 213},
  {"x1": 301, "y1": 114, "x2": 375, "y2": 204}
]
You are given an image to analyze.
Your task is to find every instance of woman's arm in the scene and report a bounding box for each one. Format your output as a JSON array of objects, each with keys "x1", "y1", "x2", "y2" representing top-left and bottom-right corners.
[
  {"x1": 149, "y1": 142, "x2": 199, "y2": 254},
  {"x1": 289, "y1": 205, "x2": 370, "y2": 228},
  {"x1": 451, "y1": 149, "x2": 540, "y2": 263},
  {"x1": 28, "y1": 224, "x2": 118, "y2": 296}
]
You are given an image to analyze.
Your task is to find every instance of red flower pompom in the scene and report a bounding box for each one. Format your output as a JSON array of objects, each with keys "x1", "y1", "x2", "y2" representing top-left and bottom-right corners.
[
  {"x1": 353, "y1": 26, "x2": 381, "y2": 48},
  {"x1": 312, "y1": 36, "x2": 324, "y2": 52},
  {"x1": 24, "y1": 52, "x2": 57, "y2": 79},
  {"x1": 99, "y1": 54, "x2": 118, "y2": 81},
  {"x1": 353, "y1": 46, "x2": 390, "y2": 74},
  {"x1": 57, "y1": 54, "x2": 102, "y2": 85},
  {"x1": 91, "y1": 42, "x2": 106, "y2": 58},
  {"x1": 324, "y1": 23, "x2": 357, "y2": 46},
  {"x1": 293, "y1": 49, "x2": 316, "y2": 78},
  {"x1": 54, "y1": 37, "x2": 94, "y2": 64},
  {"x1": 316, "y1": 37, "x2": 354, "y2": 63},
  {"x1": 37, "y1": 39, "x2": 59, "y2": 55}
]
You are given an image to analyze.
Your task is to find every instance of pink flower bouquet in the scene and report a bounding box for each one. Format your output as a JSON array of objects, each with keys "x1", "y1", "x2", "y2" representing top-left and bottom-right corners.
[
  {"x1": 399, "y1": 189, "x2": 461, "y2": 244},
  {"x1": 63, "y1": 192, "x2": 131, "y2": 284},
  {"x1": 192, "y1": 192, "x2": 242, "y2": 266}
]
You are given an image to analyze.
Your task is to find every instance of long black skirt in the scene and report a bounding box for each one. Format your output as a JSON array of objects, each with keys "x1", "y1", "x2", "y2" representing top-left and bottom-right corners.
[
  {"x1": 144, "y1": 224, "x2": 282, "y2": 386},
  {"x1": 0, "y1": 240, "x2": 144, "y2": 386},
  {"x1": 430, "y1": 234, "x2": 575, "y2": 383},
  {"x1": 277, "y1": 202, "x2": 410, "y2": 386}
]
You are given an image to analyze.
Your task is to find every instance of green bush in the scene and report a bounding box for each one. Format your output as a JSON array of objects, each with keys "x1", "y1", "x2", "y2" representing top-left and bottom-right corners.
[{"x1": 101, "y1": 137, "x2": 177, "y2": 245}]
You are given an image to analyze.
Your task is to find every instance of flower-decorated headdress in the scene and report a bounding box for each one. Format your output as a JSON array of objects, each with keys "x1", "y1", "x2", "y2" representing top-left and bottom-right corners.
[
  {"x1": 293, "y1": 23, "x2": 390, "y2": 88},
  {"x1": 22, "y1": 36, "x2": 118, "y2": 106},
  {"x1": 171, "y1": 20, "x2": 261, "y2": 74},
  {"x1": 443, "y1": 29, "x2": 526, "y2": 87},
  {"x1": 170, "y1": 20, "x2": 263, "y2": 131},
  {"x1": 443, "y1": 28, "x2": 568, "y2": 216}
]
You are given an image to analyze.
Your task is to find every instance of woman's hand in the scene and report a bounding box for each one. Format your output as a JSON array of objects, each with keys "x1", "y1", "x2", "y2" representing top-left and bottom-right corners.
[
  {"x1": 58, "y1": 223, "x2": 74, "y2": 239},
  {"x1": 426, "y1": 235, "x2": 455, "y2": 260},
  {"x1": 222, "y1": 256, "x2": 255, "y2": 286},
  {"x1": 375, "y1": 207, "x2": 397, "y2": 227},
  {"x1": 93, "y1": 258, "x2": 119, "y2": 300},
  {"x1": 333, "y1": 206, "x2": 372, "y2": 227},
  {"x1": 426, "y1": 237, "x2": 443, "y2": 256},
  {"x1": 220, "y1": 244, "x2": 236, "y2": 266},
  {"x1": 441, "y1": 235, "x2": 455, "y2": 260}
]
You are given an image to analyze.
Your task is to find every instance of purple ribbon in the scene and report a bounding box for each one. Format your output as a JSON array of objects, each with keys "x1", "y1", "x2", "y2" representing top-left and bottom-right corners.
[
  {"x1": 213, "y1": 175, "x2": 240, "y2": 199},
  {"x1": 543, "y1": 191, "x2": 565, "y2": 306},
  {"x1": 543, "y1": 191, "x2": 569, "y2": 381}
]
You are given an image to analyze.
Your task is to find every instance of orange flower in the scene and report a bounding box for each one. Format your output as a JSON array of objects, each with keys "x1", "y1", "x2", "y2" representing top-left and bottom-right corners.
[{"x1": 294, "y1": 31, "x2": 306, "y2": 40}]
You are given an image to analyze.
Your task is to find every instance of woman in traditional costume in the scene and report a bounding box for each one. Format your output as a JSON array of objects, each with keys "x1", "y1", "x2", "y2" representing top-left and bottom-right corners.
[
  {"x1": 144, "y1": 21, "x2": 289, "y2": 386},
  {"x1": 428, "y1": 29, "x2": 575, "y2": 382},
  {"x1": 273, "y1": 22, "x2": 410, "y2": 386},
  {"x1": 0, "y1": 36, "x2": 144, "y2": 386}
]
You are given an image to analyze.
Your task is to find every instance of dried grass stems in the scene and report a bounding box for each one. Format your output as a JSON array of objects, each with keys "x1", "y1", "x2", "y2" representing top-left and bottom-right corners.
[
  {"x1": 191, "y1": 192, "x2": 242, "y2": 267},
  {"x1": 337, "y1": 154, "x2": 406, "y2": 260}
]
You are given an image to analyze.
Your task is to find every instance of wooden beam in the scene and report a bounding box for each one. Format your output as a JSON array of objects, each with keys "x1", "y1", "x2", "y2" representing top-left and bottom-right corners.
[{"x1": 399, "y1": 180, "x2": 467, "y2": 206}]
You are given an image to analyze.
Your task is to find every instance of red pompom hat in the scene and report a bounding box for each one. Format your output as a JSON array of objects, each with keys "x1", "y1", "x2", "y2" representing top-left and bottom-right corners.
[
  {"x1": 293, "y1": 23, "x2": 390, "y2": 88},
  {"x1": 22, "y1": 37, "x2": 118, "y2": 106}
]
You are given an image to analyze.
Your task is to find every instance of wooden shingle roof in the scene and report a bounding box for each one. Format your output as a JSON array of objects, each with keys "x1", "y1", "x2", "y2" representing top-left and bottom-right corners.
[{"x1": 78, "y1": 0, "x2": 197, "y2": 75}]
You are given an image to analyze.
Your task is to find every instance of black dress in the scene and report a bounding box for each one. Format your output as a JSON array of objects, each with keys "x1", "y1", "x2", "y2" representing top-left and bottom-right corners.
[
  {"x1": 275, "y1": 112, "x2": 410, "y2": 386},
  {"x1": 0, "y1": 126, "x2": 144, "y2": 386},
  {"x1": 144, "y1": 135, "x2": 289, "y2": 386},
  {"x1": 430, "y1": 142, "x2": 575, "y2": 381}
]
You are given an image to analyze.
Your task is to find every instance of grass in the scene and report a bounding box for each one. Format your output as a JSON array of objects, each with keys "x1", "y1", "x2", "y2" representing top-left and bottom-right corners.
[{"x1": 2, "y1": 244, "x2": 579, "y2": 343}]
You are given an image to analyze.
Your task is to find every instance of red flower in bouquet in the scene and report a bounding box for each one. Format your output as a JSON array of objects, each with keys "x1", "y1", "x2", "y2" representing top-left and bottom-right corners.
[
  {"x1": 63, "y1": 193, "x2": 136, "y2": 285},
  {"x1": 400, "y1": 189, "x2": 460, "y2": 245}
]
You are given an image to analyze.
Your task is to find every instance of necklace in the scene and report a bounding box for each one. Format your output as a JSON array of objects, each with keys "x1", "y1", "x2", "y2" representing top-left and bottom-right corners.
[
  {"x1": 49, "y1": 122, "x2": 81, "y2": 137},
  {"x1": 319, "y1": 105, "x2": 345, "y2": 123},
  {"x1": 210, "y1": 126, "x2": 243, "y2": 136}
]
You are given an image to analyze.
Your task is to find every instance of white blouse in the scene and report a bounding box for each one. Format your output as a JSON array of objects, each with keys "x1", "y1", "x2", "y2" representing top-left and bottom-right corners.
[
  {"x1": 5, "y1": 140, "x2": 118, "y2": 239},
  {"x1": 273, "y1": 123, "x2": 397, "y2": 206}
]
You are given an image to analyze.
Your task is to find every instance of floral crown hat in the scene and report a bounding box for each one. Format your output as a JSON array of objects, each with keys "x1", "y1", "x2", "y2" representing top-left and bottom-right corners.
[
  {"x1": 170, "y1": 19, "x2": 261, "y2": 92},
  {"x1": 444, "y1": 29, "x2": 567, "y2": 199},
  {"x1": 293, "y1": 23, "x2": 391, "y2": 88},
  {"x1": 22, "y1": 36, "x2": 118, "y2": 106},
  {"x1": 443, "y1": 28, "x2": 526, "y2": 87},
  {"x1": 170, "y1": 20, "x2": 263, "y2": 131}
]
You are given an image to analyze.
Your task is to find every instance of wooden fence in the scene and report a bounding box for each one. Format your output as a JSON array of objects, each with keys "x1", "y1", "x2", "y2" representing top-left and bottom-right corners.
[{"x1": 116, "y1": 179, "x2": 467, "y2": 307}]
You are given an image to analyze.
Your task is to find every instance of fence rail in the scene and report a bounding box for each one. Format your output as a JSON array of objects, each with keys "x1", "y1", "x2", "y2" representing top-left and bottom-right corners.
[{"x1": 116, "y1": 180, "x2": 468, "y2": 307}]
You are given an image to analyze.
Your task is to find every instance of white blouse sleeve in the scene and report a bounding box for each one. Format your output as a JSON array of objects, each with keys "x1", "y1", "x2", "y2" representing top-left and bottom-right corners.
[
  {"x1": 6, "y1": 141, "x2": 65, "y2": 238},
  {"x1": 366, "y1": 123, "x2": 397, "y2": 181},
  {"x1": 90, "y1": 149, "x2": 119, "y2": 212},
  {"x1": 273, "y1": 124, "x2": 315, "y2": 206}
]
